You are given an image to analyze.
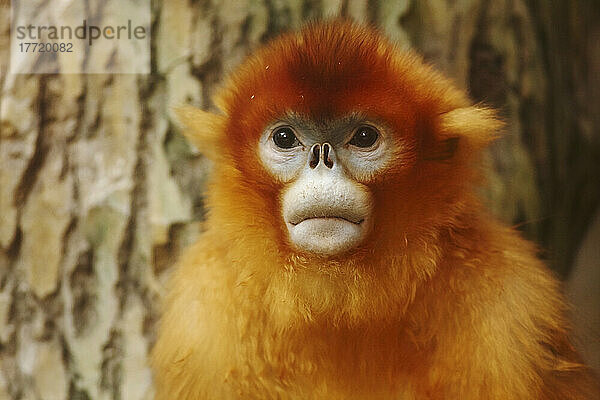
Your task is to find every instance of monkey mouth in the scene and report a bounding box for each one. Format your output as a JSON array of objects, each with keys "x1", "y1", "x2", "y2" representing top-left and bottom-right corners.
[
  {"x1": 288, "y1": 216, "x2": 365, "y2": 226},
  {"x1": 281, "y1": 191, "x2": 373, "y2": 255},
  {"x1": 284, "y1": 208, "x2": 371, "y2": 256},
  {"x1": 286, "y1": 207, "x2": 366, "y2": 227}
]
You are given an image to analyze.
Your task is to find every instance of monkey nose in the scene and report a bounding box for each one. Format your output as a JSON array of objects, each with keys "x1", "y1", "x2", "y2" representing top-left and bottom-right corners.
[
  {"x1": 309, "y1": 144, "x2": 320, "y2": 169},
  {"x1": 322, "y1": 143, "x2": 334, "y2": 168},
  {"x1": 308, "y1": 143, "x2": 335, "y2": 170}
]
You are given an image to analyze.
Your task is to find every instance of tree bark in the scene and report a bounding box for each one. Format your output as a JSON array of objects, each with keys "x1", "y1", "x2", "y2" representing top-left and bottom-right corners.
[{"x1": 0, "y1": 0, "x2": 598, "y2": 399}]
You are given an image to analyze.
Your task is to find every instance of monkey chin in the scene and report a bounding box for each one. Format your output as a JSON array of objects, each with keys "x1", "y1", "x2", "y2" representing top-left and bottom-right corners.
[{"x1": 286, "y1": 216, "x2": 370, "y2": 256}]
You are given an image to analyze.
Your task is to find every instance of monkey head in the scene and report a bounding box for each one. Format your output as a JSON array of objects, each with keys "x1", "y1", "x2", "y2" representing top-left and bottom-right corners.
[
  {"x1": 176, "y1": 21, "x2": 501, "y2": 323},
  {"x1": 180, "y1": 21, "x2": 498, "y2": 256}
]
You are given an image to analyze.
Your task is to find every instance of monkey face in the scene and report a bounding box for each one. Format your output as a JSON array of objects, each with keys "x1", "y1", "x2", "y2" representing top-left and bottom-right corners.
[
  {"x1": 178, "y1": 21, "x2": 498, "y2": 264},
  {"x1": 258, "y1": 113, "x2": 400, "y2": 255},
  {"x1": 173, "y1": 21, "x2": 501, "y2": 327}
]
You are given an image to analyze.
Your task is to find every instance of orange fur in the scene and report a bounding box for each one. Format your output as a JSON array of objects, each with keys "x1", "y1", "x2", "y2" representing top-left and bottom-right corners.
[{"x1": 152, "y1": 21, "x2": 598, "y2": 399}]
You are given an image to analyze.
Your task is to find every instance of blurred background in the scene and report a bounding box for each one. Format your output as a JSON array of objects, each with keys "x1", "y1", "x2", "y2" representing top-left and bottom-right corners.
[{"x1": 1, "y1": 0, "x2": 599, "y2": 399}]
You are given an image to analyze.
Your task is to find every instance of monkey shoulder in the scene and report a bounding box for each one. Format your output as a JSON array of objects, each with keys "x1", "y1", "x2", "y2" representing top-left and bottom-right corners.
[
  {"x1": 422, "y1": 220, "x2": 596, "y2": 398},
  {"x1": 152, "y1": 235, "x2": 240, "y2": 399},
  {"x1": 439, "y1": 220, "x2": 568, "y2": 350}
]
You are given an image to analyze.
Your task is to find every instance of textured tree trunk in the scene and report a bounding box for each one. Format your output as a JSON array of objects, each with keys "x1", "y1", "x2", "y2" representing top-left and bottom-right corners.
[{"x1": 0, "y1": 0, "x2": 598, "y2": 399}]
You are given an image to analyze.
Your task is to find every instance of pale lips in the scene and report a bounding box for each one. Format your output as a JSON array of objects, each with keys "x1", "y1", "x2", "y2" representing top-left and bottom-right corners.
[
  {"x1": 284, "y1": 207, "x2": 370, "y2": 255},
  {"x1": 285, "y1": 206, "x2": 366, "y2": 227},
  {"x1": 288, "y1": 216, "x2": 364, "y2": 227}
]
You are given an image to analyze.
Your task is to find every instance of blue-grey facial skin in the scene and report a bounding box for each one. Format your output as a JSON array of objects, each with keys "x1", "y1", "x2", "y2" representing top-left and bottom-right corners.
[
  {"x1": 282, "y1": 113, "x2": 369, "y2": 148},
  {"x1": 258, "y1": 113, "x2": 399, "y2": 255},
  {"x1": 259, "y1": 112, "x2": 398, "y2": 183}
]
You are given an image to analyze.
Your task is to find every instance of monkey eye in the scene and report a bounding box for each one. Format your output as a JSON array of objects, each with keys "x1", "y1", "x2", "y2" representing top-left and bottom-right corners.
[
  {"x1": 349, "y1": 125, "x2": 379, "y2": 148},
  {"x1": 272, "y1": 126, "x2": 301, "y2": 149}
]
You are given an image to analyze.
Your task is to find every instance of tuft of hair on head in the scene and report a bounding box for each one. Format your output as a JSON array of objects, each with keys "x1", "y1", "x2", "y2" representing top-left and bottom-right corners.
[
  {"x1": 426, "y1": 106, "x2": 504, "y2": 161},
  {"x1": 173, "y1": 105, "x2": 227, "y2": 161}
]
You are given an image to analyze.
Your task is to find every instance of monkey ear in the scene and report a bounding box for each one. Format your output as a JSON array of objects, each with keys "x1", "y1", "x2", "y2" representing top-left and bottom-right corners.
[
  {"x1": 173, "y1": 105, "x2": 227, "y2": 160},
  {"x1": 426, "y1": 106, "x2": 502, "y2": 161}
]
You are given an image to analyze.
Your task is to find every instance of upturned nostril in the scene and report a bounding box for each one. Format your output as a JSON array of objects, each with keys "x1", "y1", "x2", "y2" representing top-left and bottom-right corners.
[
  {"x1": 323, "y1": 143, "x2": 334, "y2": 168},
  {"x1": 309, "y1": 144, "x2": 320, "y2": 169}
]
